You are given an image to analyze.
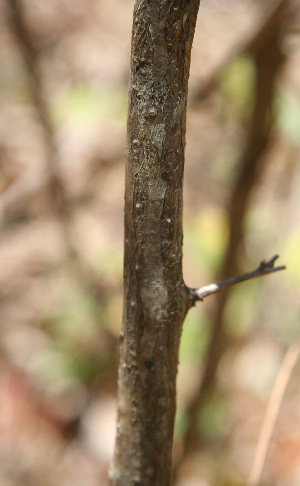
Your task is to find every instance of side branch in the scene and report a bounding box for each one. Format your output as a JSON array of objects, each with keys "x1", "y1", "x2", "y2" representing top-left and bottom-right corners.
[{"x1": 191, "y1": 255, "x2": 286, "y2": 302}]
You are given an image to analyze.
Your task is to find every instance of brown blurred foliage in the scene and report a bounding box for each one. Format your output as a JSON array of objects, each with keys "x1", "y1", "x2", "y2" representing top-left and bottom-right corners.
[{"x1": 0, "y1": 0, "x2": 299, "y2": 485}]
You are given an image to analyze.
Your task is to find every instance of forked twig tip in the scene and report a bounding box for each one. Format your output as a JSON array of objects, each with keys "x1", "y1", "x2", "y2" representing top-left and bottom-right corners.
[{"x1": 191, "y1": 254, "x2": 286, "y2": 303}]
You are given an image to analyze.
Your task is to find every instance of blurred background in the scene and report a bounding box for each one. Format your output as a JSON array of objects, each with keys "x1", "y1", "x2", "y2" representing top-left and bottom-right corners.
[{"x1": 0, "y1": 0, "x2": 299, "y2": 485}]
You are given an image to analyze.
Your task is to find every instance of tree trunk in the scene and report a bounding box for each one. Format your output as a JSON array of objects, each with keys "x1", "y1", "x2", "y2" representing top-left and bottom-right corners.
[{"x1": 109, "y1": 1, "x2": 201, "y2": 485}]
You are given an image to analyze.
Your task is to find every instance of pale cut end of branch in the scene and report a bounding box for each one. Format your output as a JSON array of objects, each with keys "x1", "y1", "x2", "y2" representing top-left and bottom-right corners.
[{"x1": 191, "y1": 255, "x2": 286, "y2": 302}]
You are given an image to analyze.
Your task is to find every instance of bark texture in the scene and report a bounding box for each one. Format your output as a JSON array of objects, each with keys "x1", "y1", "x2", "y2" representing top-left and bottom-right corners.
[{"x1": 110, "y1": 1, "x2": 201, "y2": 485}]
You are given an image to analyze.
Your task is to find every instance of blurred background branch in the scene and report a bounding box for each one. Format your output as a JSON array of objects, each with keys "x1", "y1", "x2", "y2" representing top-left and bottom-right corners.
[
  {"x1": 248, "y1": 337, "x2": 300, "y2": 486},
  {"x1": 8, "y1": 0, "x2": 103, "y2": 291},
  {"x1": 174, "y1": 3, "x2": 289, "y2": 477}
]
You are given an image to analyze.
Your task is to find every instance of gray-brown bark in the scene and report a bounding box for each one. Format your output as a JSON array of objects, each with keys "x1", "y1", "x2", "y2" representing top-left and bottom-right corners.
[
  {"x1": 109, "y1": 1, "x2": 287, "y2": 485},
  {"x1": 109, "y1": 2, "x2": 201, "y2": 485}
]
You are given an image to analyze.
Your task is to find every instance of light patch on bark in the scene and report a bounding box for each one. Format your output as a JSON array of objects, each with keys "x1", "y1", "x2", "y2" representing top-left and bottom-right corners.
[
  {"x1": 148, "y1": 179, "x2": 167, "y2": 200},
  {"x1": 151, "y1": 123, "x2": 166, "y2": 151},
  {"x1": 141, "y1": 276, "x2": 168, "y2": 320}
]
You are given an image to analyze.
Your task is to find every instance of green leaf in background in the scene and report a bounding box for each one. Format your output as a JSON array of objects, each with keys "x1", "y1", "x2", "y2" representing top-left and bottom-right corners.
[
  {"x1": 281, "y1": 228, "x2": 300, "y2": 283},
  {"x1": 219, "y1": 54, "x2": 256, "y2": 121},
  {"x1": 179, "y1": 307, "x2": 211, "y2": 363},
  {"x1": 185, "y1": 206, "x2": 229, "y2": 271},
  {"x1": 47, "y1": 289, "x2": 102, "y2": 347},
  {"x1": 210, "y1": 143, "x2": 240, "y2": 187},
  {"x1": 244, "y1": 202, "x2": 278, "y2": 244},
  {"x1": 224, "y1": 280, "x2": 260, "y2": 338},
  {"x1": 276, "y1": 89, "x2": 300, "y2": 144},
  {"x1": 198, "y1": 393, "x2": 231, "y2": 441},
  {"x1": 95, "y1": 248, "x2": 123, "y2": 280},
  {"x1": 52, "y1": 84, "x2": 127, "y2": 126},
  {"x1": 174, "y1": 409, "x2": 190, "y2": 438}
]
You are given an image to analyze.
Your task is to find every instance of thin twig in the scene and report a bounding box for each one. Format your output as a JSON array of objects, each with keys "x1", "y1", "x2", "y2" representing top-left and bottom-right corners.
[
  {"x1": 191, "y1": 255, "x2": 286, "y2": 302},
  {"x1": 248, "y1": 338, "x2": 300, "y2": 486}
]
